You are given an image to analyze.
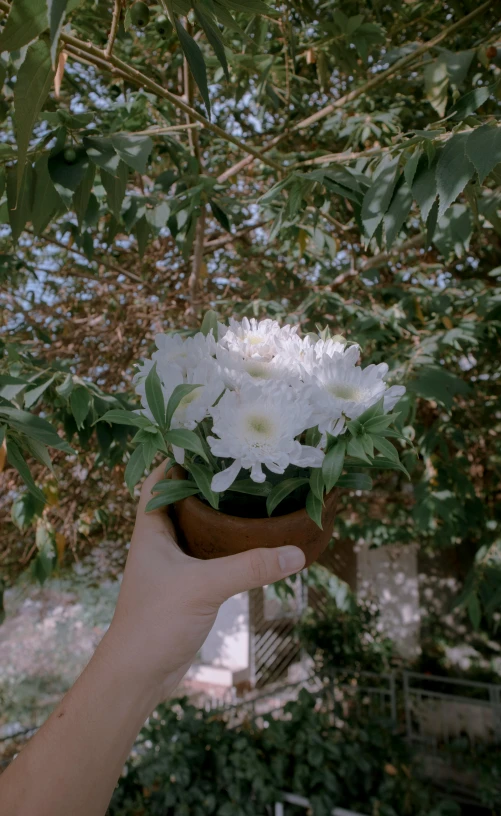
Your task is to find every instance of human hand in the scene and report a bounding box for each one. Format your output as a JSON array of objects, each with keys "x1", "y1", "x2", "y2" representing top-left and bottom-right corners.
[{"x1": 102, "y1": 461, "x2": 306, "y2": 703}]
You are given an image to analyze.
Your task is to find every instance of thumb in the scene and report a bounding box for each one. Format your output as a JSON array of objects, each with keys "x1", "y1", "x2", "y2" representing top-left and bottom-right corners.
[{"x1": 201, "y1": 545, "x2": 306, "y2": 603}]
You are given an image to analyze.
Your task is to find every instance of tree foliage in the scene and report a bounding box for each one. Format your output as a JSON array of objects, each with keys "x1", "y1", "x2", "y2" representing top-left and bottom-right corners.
[{"x1": 0, "y1": 0, "x2": 500, "y2": 629}]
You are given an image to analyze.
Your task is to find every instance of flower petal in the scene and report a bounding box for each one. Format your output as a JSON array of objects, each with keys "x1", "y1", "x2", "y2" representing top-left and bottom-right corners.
[{"x1": 211, "y1": 459, "x2": 242, "y2": 492}]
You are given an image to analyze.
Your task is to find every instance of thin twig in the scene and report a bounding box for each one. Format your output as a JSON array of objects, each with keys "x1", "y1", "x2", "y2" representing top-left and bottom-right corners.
[{"x1": 105, "y1": 0, "x2": 121, "y2": 59}]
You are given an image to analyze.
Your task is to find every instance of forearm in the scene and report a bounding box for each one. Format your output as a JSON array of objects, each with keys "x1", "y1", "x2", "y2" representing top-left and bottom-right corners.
[{"x1": 0, "y1": 633, "x2": 170, "y2": 816}]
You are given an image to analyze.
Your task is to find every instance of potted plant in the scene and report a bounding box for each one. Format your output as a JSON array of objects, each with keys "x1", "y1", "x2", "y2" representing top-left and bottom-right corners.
[{"x1": 98, "y1": 313, "x2": 408, "y2": 566}]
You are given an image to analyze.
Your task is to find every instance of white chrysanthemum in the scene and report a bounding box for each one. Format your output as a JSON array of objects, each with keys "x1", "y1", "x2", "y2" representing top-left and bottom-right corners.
[
  {"x1": 152, "y1": 331, "x2": 215, "y2": 377},
  {"x1": 207, "y1": 382, "x2": 324, "y2": 492},
  {"x1": 307, "y1": 355, "x2": 406, "y2": 435},
  {"x1": 215, "y1": 346, "x2": 302, "y2": 389},
  {"x1": 219, "y1": 317, "x2": 297, "y2": 361},
  {"x1": 299, "y1": 338, "x2": 360, "y2": 376}
]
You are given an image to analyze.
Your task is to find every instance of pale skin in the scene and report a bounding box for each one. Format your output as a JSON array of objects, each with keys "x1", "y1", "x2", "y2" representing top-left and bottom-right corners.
[{"x1": 0, "y1": 461, "x2": 306, "y2": 816}]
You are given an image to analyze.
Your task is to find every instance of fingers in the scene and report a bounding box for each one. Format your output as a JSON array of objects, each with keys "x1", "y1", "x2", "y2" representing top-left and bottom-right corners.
[
  {"x1": 199, "y1": 545, "x2": 306, "y2": 603},
  {"x1": 137, "y1": 459, "x2": 172, "y2": 515}
]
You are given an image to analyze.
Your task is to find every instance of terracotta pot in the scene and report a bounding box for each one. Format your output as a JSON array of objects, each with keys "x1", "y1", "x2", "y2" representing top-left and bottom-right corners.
[{"x1": 169, "y1": 466, "x2": 338, "y2": 568}]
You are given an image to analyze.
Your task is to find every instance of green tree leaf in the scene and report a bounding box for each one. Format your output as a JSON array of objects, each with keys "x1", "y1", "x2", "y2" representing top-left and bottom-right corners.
[
  {"x1": 6, "y1": 438, "x2": 47, "y2": 504},
  {"x1": 361, "y1": 155, "x2": 400, "y2": 241},
  {"x1": 24, "y1": 375, "x2": 56, "y2": 408},
  {"x1": 11, "y1": 491, "x2": 45, "y2": 529},
  {"x1": 14, "y1": 38, "x2": 55, "y2": 197},
  {"x1": 7, "y1": 162, "x2": 33, "y2": 244},
  {"x1": 347, "y1": 437, "x2": 372, "y2": 464},
  {"x1": 447, "y1": 83, "x2": 492, "y2": 120},
  {"x1": 110, "y1": 133, "x2": 153, "y2": 174},
  {"x1": 467, "y1": 592, "x2": 481, "y2": 630},
  {"x1": 48, "y1": 148, "x2": 90, "y2": 206},
  {"x1": 100, "y1": 161, "x2": 128, "y2": 220},
  {"x1": 266, "y1": 477, "x2": 309, "y2": 516},
  {"x1": 189, "y1": 461, "x2": 219, "y2": 509},
  {"x1": 70, "y1": 386, "x2": 92, "y2": 429},
  {"x1": 175, "y1": 19, "x2": 211, "y2": 118},
  {"x1": 73, "y1": 161, "x2": 96, "y2": 227},
  {"x1": 436, "y1": 134, "x2": 474, "y2": 218},
  {"x1": 200, "y1": 309, "x2": 219, "y2": 338},
  {"x1": 465, "y1": 124, "x2": 501, "y2": 184},
  {"x1": 424, "y1": 56, "x2": 449, "y2": 117},
  {"x1": 83, "y1": 136, "x2": 120, "y2": 173},
  {"x1": 372, "y1": 435, "x2": 399, "y2": 462},
  {"x1": 384, "y1": 179, "x2": 413, "y2": 248},
  {"x1": 32, "y1": 155, "x2": 64, "y2": 234},
  {"x1": 412, "y1": 159, "x2": 437, "y2": 222},
  {"x1": 0, "y1": 0, "x2": 47, "y2": 52},
  {"x1": 305, "y1": 489, "x2": 323, "y2": 529},
  {"x1": 337, "y1": 473, "x2": 373, "y2": 490},
  {"x1": 194, "y1": 3, "x2": 229, "y2": 81},
  {"x1": 309, "y1": 467, "x2": 325, "y2": 502},
  {"x1": 164, "y1": 428, "x2": 209, "y2": 463},
  {"x1": 48, "y1": 0, "x2": 69, "y2": 66},
  {"x1": 0, "y1": 406, "x2": 74, "y2": 452},
  {"x1": 98, "y1": 409, "x2": 152, "y2": 428}
]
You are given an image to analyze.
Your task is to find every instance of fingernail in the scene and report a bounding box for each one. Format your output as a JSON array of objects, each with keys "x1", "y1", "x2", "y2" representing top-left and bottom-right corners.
[{"x1": 278, "y1": 546, "x2": 306, "y2": 575}]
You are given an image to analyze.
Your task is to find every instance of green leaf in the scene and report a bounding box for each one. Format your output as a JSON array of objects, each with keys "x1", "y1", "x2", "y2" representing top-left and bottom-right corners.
[
  {"x1": 83, "y1": 136, "x2": 120, "y2": 173},
  {"x1": 309, "y1": 467, "x2": 324, "y2": 502},
  {"x1": 0, "y1": 0, "x2": 47, "y2": 52},
  {"x1": 14, "y1": 38, "x2": 54, "y2": 197},
  {"x1": 200, "y1": 309, "x2": 219, "y2": 338},
  {"x1": 384, "y1": 180, "x2": 412, "y2": 248},
  {"x1": 134, "y1": 428, "x2": 165, "y2": 469},
  {"x1": 209, "y1": 200, "x2": 231, "y2": 231},
  {"x1": 194, "y1": 4, "x2": 229, "y2": 81},
  {"x1": 447, "y1": 83, "x2": 492, "y2": 120},
  {"x1": 322, "y1": 440, "x2": 346, "y2": 492},
  {"x1": 347, "y1": 437, "x2": 371, "y2": 464},
  {"x1": 305, "y1": 489, "x2": 323, "y2": 530},
  {"x1": 110, "y1": 133, "x2": 153, "y2": 174},
  {"x1": 145, "y1": 364, "x2": 165, "y2": 428},
  {"x1": 467, "y1": 592, "x2": 481, "y2": 630},
  {"x1": 372, "y1": 435, "x2": 399, "y2": 462},
  {"x1": 465, "y1": 124, "x2": 501, "y2": 184},
  {"x1": 32, "y1": 155, "x2": 63, "y2": 234},
  {"x1": 424, "y1": 56, "x2": 449, "y2": 117},
  {"x1": 24, "y1": 375, "x2": 55, "y2": 408},
  {"x1": 125, "y1": 445, "x2": 145, "y2": 494},
  {"x1": 22, "y1": 436, "x2": 54, "y2": 472},
  {"x1": 146, "y1": 479, "x2": 199, "y2": 511},
  {"x1": 361, "y1": 155, "x2": 400, "y2": 241},
  {"x1": 0, "y1": 375, "x2": 28, "y2": 400},
  {"x1": 135, "y1": 214, "x2": 150, "y2": 258},
  {"x1": 101, "y1": 161, "x2": 128, "y2": 220},
  {"x1": 227, "y1": 479, "x2": 271, "y2": 496},
  {"x1": 189, "y1": 462, "x2": 219, "y2": 509},
  {"x1": 408, "y1": 365, "x2": 469, "y2": 411},
  {"x1": 48, "y1": 148, "x2": 90, "y2": 207},
  {"x1": 0, "y1": 407, "x2": 73, "y2": 452},
  {"x1": 70, "y1": 386, "x2": 91, "y2": 429},
  {"x1": 412, "y1": 159, "x2": 437, "y2": 223},
  {"x1": 337, "y1": 473, "x2": 373, "y2": 490},
  {"x1": 7, "y1": 162, "x2": 33, "y2": 244},
  {"x1": 165, "y1": 383, "x2": 201, "y2": 429},
  {"x1": 266, "y1": 477, "x2": 309, "y2": 516},
  {"x1": 436, "y1": 134, "x2": 474, "y2": 218},
  {"x1": 11, "y1": 491, "x2": 45, "y2": 529},
  {"x1": 363, "y1": 414, "x2": 396, "y2": 434},
  {"x1": 73, "y1": 161, "x2": 96, "y2": 227},
  {"x1": 48, "y1": 0, "x2": 69, "y2": 66},
  {"x1": 165, "y1": 428, "x2": 209, "y2": 463},
  {"x1": 98, "y1": 409, "x2": 152, "y2": 428},
  {"x1": 6, "y1": 438, "x2": 46, "y2": 504},
  {"x1": 175, "y1": 19, "x2": 211, "y2": 118}
]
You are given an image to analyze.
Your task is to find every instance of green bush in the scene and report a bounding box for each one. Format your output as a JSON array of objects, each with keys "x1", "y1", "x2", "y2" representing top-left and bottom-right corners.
[{"x1": 109, "y1": 691, "x2": 460, "y2": 816}]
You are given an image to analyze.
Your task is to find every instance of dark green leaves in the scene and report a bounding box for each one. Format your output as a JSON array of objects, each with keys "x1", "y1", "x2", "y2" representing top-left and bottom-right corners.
[
  {"x1": 32, "y1": 155, "x2": 64, "y2": 234},
  {"x1": 146, "y1": 479, "x2": 199, "y2": 511},
  {"x1": 0, "y1": 406, "x2": 73, "y2": 452},
  {"x1": 306, "y1": 490, "x2": 323, "y2": 529},
  {"x1": 7, "y1": 438, "x2": 46, "y2": 504},
  {"x1": 98, "y1": 409, "x2": 152, "y2": 428},
  {"x1": 200, "y1": 310, "x2": 219, "y2": 338},
  {"x1": 101, "y1": 161, "x2": 128, "y2": 219},
  {"x1": 465, "y1": 124, "x2": 501, "y2": 184},
  {"x1": 165, "y1": 383, "x2": 201, "y2": 429},
  {"x1": 322, "y1": 440, "x2": 346, "y2": 493},
  {"x1": 70, "y1": 386, "x2": 91, "y2": 429},
  {"x1": 227, "y1": 479, "x2": 271, "y2": 496},
  {"x1": 110, "y1": 134, "x2": 153, "y2": 174},
  {"x1": 7, "y1": 163, "x2": 33, "y2": 243},
  {"x1": 48, "y1": 0, "x2": 69, "y2": 66},
  {"x1": 145, "y1": 364, "x2": 165, "y2": 427},
  {"x1": 125, "y1": 445, "x2": 145, "y2": 494},
  {"x1": 14, "y1": 38, "x2": 54, "y2": 196},
  {"x1": 266, "y1": 477, "x2": 309, "y2": 516},
  {"x1": 0, "y1": 0, "x2": 47, "y2": 52},
  {"x1": 436, "y1": 134, "x2": 474, "y2": 217},
  {"x1": 48, "y1": 148, "x2": 90, "y2": 207},
  {"x1": 194, "y1": 3, "x2": 229, "y2": 81},
  {"x1": 189, "y1": 462, "x2": 219, "y2": 509},
  {"x1": 175, "y1": 19, "x2": 211, "y2": 118},
  {"x1": 164, "y1": 428, "x2": 209, "y2": 462},
  {"x1": 361, "y1": 155, "x2": 400, "y2": 241}
]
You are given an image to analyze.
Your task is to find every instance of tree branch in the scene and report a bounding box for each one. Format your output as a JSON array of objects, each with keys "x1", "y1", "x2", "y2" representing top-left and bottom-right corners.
[{"x1": 105, "y1": 0, "x2": 121, "y2": 59}]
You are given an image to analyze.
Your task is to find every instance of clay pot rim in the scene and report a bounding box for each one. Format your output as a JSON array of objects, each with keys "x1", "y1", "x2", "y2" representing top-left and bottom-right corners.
[{"x1": 170, "y1": 464, "x2": 337, "y2": 526}]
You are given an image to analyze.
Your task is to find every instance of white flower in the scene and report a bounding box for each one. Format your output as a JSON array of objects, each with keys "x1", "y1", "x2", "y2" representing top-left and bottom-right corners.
[
  {"x1": 219, "y1": 317, "x2": 297, "y2": 361},
  {"x1": 215, "y1": 346, "x2": 302, "y2": 389},
  {"x1": 152, "y1": 331, "x2": 215, "y2": 377},
  {"x1": 207, "y1": 382, "x2": 324, "y2": 492},
  {"x1": 299, "y1": 338, "x2": 360, "y2": 376},
  {"x1": 307, "y1": 355, "x2": 405, "y2": 434}
]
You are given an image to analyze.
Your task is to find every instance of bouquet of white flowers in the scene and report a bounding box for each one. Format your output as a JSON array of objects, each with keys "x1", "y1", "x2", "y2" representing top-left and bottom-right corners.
[{"x1": 99, "y1": 313, "x2": 408, "y2": 563}]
